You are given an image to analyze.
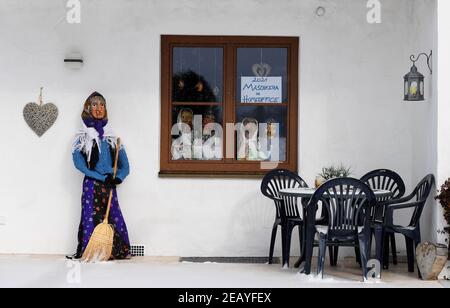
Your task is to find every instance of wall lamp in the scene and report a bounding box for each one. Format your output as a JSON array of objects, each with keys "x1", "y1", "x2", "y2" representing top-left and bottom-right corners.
[{"x1": 404, "y1": 50, "x2": 432, "y2": 101}]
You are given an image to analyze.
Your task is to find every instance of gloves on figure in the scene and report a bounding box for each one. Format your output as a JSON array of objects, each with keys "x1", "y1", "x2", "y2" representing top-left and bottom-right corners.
[{"x1": 104, "y1": 174, "x2": 122, "y2": 189}]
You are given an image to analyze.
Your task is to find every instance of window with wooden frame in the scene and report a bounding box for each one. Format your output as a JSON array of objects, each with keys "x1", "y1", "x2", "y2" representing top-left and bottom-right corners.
[{"x1": 160, "y1": 35, "x2": 299, "y2": 177}]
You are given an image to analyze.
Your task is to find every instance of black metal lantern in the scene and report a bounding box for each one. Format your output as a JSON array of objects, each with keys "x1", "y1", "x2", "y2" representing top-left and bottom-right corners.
[
  {"x1": 404, "y1": 64, "x2": 425, "y2": 101},
  {"x1": 404, "y1": 51, "x2": 432, "y2": 101}
]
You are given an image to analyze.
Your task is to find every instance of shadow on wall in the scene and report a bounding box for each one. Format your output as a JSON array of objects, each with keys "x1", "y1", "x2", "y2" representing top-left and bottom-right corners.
[{"x1": 222, "y1": 191, "x2": 291, "y2": 257}]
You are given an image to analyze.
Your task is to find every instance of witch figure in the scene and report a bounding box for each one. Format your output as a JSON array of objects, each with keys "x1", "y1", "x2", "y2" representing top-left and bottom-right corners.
[{"x1": 67, "y1": 92, "x2": 131, "y2": 260}]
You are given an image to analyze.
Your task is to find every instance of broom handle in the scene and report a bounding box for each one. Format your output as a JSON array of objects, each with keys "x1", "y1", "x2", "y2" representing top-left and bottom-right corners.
[{"x1": 103, "y1": 138, "x2": 121, "y2": 223}]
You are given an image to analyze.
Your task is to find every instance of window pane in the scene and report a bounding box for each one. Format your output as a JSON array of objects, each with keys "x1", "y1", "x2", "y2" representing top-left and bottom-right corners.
[
  {"x1": 236, "y1": 106, "x2": 287, "y2": 162},
  {"x1": 236, "y1": 48, "x2": 288, "y2": 103},
  {"x1": 171, "y1": 105, "x2": 223, "y2": 161},
  {"x1": 172, "y1": 47, "x2": 223, "y2": 103}
]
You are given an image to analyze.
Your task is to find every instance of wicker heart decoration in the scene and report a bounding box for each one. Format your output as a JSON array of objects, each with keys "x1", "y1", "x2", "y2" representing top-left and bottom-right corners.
[
  {"x1": 252, "y1": 63, "x2": 272, "y2": 77},
  {"x1": 23, "y1": 88, "x2": 58, "y2": 137}
]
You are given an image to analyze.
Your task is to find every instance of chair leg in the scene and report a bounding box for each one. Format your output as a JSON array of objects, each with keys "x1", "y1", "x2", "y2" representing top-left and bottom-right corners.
[
  {"x1": 328, "y1": 245, "x2": 334, "y2": 266},
  {"x1": 317, "y1": 233, "x2": 327, "y2": 278},
  {"x1": 303, "y1": 227, "x2": 316, "y2": 275},
  {"x1": 368, "y1": 233, "x2": 373, "y2": 259},
  {"x1": 373, "y1": 226, "x2": 384, "y2": 267},
  {"x1": 390, "y1": 233, "x2": 398, "y2": 265},
  {"x1": 405, "y1": 236, "x2": 415, "y2": 273},
  {"x1": 295, "y1": 224, "x2": 306, "y2": 268},
  {"x1": 298, "y1": 225, "x2": 303, "y2": 258},
  {"x1": 415, "y1": 233, "x2": 422, "y2": 279},
  {"x1": 355, "y1": 246, "x2": 361, "y2": 267},
  {"x1": 283, "y1": 223, "x2": 294, "y2": 268},
  {"x1": 268, "y1": 222, "x2": 278, "y2": 264},
  {"x1": 334, "y1": 247, "x2": 339, "y2": 266},
  {"x1": 358, "y1": 232, "x2": 371, "y2": 281},
  {"x1": 280, "y1": 224, "x2": 287, "y2": 268},
  {"x1": 383, "y1": 233, "x2": 390, "y2": 270}
]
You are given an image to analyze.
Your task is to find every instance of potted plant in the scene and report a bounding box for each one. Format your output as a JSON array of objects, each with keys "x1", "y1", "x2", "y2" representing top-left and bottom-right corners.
[
  {"x1": 315, "y1": 164, "x2": 352, "y2": 188},
  {"x1": 435, "y1": 178, "x2": 450, "y2": 258}
]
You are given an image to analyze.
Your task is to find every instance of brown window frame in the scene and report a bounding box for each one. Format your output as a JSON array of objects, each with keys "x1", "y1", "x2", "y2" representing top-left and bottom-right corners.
[{"x1": 160, "y1": 35, "x2": 299, "y2": 177}]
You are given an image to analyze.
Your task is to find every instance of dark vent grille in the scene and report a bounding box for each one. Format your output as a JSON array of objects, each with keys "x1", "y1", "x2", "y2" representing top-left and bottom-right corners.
[
  {"x1": 179, "y1": 257, "x2": 280, "y2": 264},
  {"x1": 130, "y1": 245, "x2": 145, "y2": 257}
]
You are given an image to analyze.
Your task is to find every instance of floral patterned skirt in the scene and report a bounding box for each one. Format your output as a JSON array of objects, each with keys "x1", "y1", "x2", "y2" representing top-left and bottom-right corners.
[{"x1": 75, "y1": 177, "x2": 131, "y2": 260}]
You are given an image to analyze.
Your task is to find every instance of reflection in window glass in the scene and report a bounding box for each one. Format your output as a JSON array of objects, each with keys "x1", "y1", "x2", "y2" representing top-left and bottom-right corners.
[
  {"x1": 236, "y1": 106, "x2": 287, "y2": 162},
  {"x1": 236, "y1": 48, "x2": 288, "y2": 103},
  {"x1": 172, "y1": 47, "x2": 223, "y2": 102}
]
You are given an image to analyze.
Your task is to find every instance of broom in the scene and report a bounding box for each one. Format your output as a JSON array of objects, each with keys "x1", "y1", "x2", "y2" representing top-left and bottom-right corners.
[{"x1": 82, "y1": 138, "x2": 121, "y2": 262}]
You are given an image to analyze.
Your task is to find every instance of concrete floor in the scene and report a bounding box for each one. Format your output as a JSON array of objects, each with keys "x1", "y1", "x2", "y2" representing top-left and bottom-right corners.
[{"x1": 0, "y1": 255, "x2": 447, "y2": 288}]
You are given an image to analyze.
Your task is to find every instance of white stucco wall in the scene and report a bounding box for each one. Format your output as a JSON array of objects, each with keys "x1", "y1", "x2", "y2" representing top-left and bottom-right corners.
[
  {"x1": 437, "y1": 0, "x2": 450, "y2": 244},
  {"x1": 0, "y1": 0, "x2": 438, "y2": 256},
  {"x1": 409, "y1": 0, "x2": 438, "y2": 244}
]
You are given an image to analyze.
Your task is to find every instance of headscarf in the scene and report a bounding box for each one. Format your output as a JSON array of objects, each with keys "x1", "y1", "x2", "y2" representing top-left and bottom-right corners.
[{"x1": 82, "y1": 92, "x2": 108, "y2": 138}]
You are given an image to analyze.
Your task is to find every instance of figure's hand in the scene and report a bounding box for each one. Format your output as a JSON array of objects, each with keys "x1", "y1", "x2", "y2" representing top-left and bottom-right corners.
[
  {"x1": 113, "y1": 177, "x2": 123, "y2": 185},
  {"x1": 104, "y1": 174, "x2": 120, "y2": 190}
]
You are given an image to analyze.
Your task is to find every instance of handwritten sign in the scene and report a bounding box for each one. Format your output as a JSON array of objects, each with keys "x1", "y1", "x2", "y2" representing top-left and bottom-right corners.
[{"x1": 241, "y1": 77, "x2": 282, "y2": 103}]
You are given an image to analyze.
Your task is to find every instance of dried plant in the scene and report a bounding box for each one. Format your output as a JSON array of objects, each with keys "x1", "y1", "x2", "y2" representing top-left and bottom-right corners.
[
  {"x1": 319, "y1": 164, "x2": 352, "y2": 181},
  {"x1": 437, "y1": 229, "x2": 449, "y2": 248},
  {"x1": 435, "y1": 178, "x2": 450, "y2": 234}
]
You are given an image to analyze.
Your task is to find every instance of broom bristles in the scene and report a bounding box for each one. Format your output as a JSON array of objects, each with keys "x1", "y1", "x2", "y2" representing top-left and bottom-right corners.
[{"x1": 81, "y1": 222, "x2": 114, "y2": 262}]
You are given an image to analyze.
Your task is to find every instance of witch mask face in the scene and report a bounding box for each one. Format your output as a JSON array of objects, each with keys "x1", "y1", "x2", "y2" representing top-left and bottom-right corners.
[
  {"x1": 242, "y1": 118, "x2": 258, "y2": 140},
  {"x1": 202, "y1": 114, "x2": 216, "y2": 128},
  {"x1": 266, "y1": 121, "x2": 277, "y2": 138},
  {"x1": 89, "y1": 97, "x2": 106, "y2": 120},
  {"x1": 180, "y1": 109, "x2": 193, "y2": 128}
]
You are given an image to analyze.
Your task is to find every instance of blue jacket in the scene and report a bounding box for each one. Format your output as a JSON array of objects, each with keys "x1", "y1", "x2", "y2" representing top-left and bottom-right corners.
[{"x1": 73, "y1": 139, "x2": 130, "y2": 182}]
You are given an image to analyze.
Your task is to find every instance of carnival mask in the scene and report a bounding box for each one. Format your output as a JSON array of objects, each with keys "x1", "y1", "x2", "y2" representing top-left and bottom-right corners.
[
  {"x1": 89, "y1": 97, "x2": 106, "y2": 120},
  {"x1": 195, "y1": 81, "x2": 204, "y2": 93},
  {"x1": 266, "y1": 120, "x2": 278, "y2": 138},
  {"x1": 180, "y1": 110, "x2": 193, "y2": 128},
  {"x1": 242, "y1": 118, "x2": 258, "y2": 139},
  {"x1": 202, "y1": 113, "x2": 216, "y2": 128}
]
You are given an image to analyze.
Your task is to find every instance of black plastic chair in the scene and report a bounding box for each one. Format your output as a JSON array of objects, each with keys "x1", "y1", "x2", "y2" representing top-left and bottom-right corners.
[
  {"x1": 382, "y1": 174, "x2": 435, "y2": 273},
  {"x1": 302, "y1": 178, "x2": 376, "y2": 280},
  {"x1": 360, "y1": 169, "x2": 406, "y2": 267},
  {"x1": 261, "y1": 169, "x2": 308, "y2": 267}
]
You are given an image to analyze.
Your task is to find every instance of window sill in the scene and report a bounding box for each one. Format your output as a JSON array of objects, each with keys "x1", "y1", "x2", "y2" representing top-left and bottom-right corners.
[{"x1": 158, "y1": 171, "x2": 267, "y2": 179}]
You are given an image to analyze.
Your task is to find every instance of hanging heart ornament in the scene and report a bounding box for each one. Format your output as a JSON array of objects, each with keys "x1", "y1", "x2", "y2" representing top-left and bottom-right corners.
[
  {"x1": 213, "y1": 86, "x2": 220, "y2": 96},
  {"x1": 252, "y1": 63, "x2": 272, "y2": 77},
  {"x1": 23, "y1": 87, "x2": 58, "y2": 137}
]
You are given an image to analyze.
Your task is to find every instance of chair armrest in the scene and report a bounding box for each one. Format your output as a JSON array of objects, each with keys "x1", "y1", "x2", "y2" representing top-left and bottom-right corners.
[
  {"x1": 272, "y1": 196, "x2": 283, "y2": 202},
  {"x1": 386, "y1": 201, "x2": 422, "y2": 211},
  {"x1": 381, "y1": 192, "x2": 416, "y2": 207},
  {"x1": 261, "y1": 192, "x2": 283, "y2": 202},
  {"x1": 384, "y1": 201, "x2": 422, "y2": 226}
]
